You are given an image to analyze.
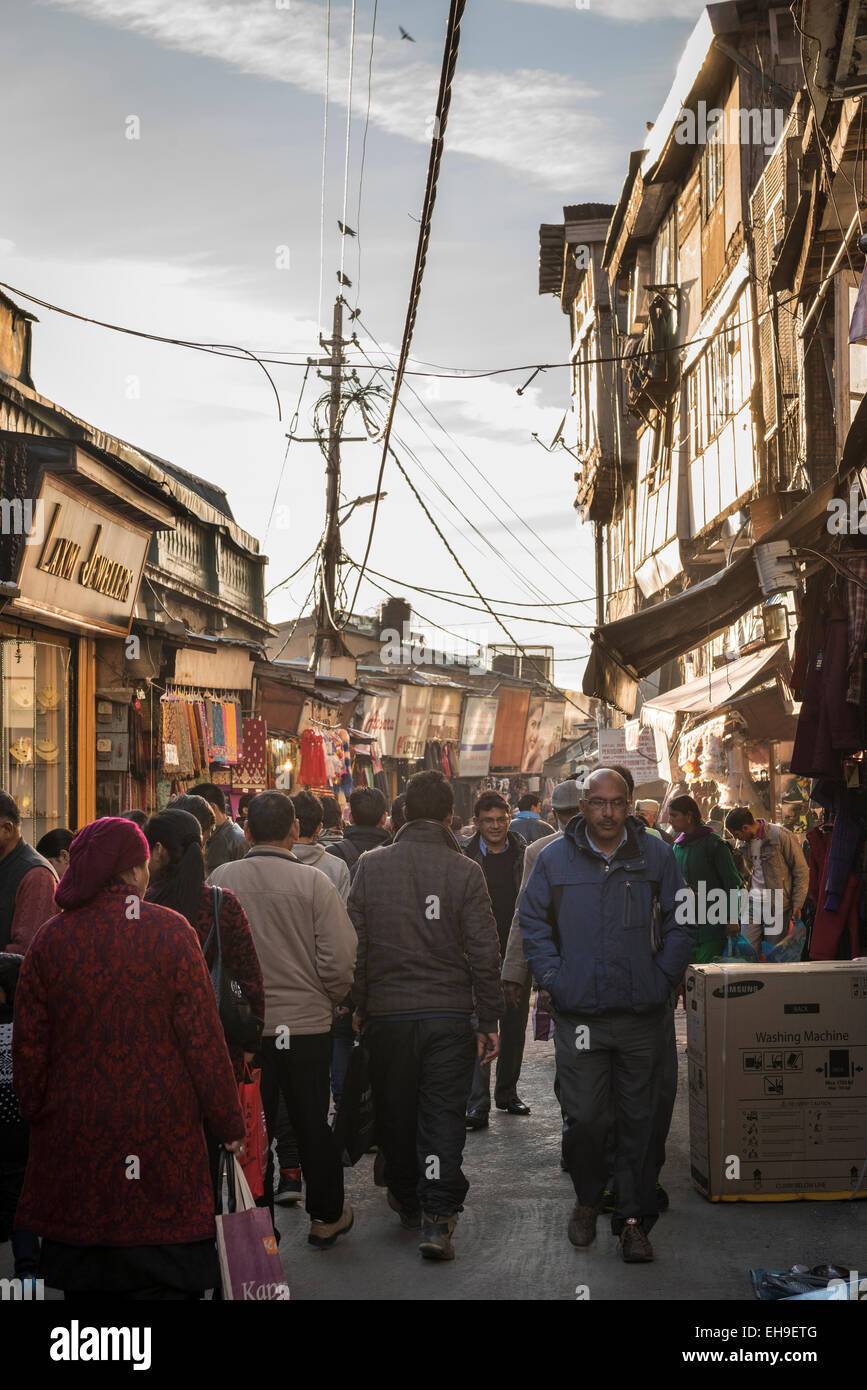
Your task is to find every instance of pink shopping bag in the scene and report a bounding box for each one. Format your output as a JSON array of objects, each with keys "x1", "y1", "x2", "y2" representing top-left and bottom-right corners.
[{"x1": 215, "y1": 1152, "x2": 290, "y2": 1301}]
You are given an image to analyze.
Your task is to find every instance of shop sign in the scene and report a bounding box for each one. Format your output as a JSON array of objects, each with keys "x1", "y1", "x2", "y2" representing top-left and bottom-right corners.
[
  {"x1": 359, "y1": 692, "x2": 400, "y2": 758},
  {"x1": 598, "y1": 724, "x2": 665, "y2": 783},
  {"x1": 15, "y1": 477, "x2": 150, "y2": 635},
  {"x1": 521, "y1": 699, "x2": 565, "y2": 774},
  {"x1": 427, "y1": 687, "x2": 463, "y2": 744},
  {"x1": 394, "y1": 685, "x2": 432, "y2": 759},
  {"x1": 459, "y1": 696, "x2": 499, "y2": 777}
]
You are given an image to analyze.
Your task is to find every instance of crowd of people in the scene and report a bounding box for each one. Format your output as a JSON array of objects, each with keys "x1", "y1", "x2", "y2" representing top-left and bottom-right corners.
[{"x1": 0, "y1": 767, "x2": 817, "y2": 1296}]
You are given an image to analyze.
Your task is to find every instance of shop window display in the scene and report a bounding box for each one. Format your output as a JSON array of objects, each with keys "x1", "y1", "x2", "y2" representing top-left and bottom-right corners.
[{"x1": 2, "y1": 639, "x2": 69, "y2": 840}]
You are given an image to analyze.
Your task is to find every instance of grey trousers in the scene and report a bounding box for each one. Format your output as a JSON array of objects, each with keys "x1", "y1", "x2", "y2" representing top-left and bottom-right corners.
[{"x1": 553, "y1": 1004, "x2": 669, "y2": 1232}]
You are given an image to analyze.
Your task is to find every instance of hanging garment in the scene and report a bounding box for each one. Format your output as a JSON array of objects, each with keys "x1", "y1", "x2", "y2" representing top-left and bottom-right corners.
[
  {"x1": 845, "y1": 557, "x2": 867, "y2": 704},
  {"x1": 790, "y1": 592, "x2": 863, "y2": 777},
  {"x1": 336, "y1": 728, "x2": 353, "y2": 796},
  {"x1": 300, "y1": 729, "x2": 328, "y2": 786},
  {"x1": 806, "y1": 826, "x2": 861, "y2": 960}
]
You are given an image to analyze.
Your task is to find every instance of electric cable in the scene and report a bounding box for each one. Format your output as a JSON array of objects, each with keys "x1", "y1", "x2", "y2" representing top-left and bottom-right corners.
[
  {"x1": 354, "y1": 0, "x2": 379, "y2": 311},
  {"x1": 318, "y1": 0, "x2": 333, "y2": 338},
  {"x1": 345, "y1": 0, "x2": 468, "y2": 618},
  {"x1": 340, "y1": 0, "x2": 358, "y2": 282},
  {"x1": 264, "y1": 543, "x2": 322, "y2": 598},
  {"x1": 264, "y1": 362, "x2": 311, "y2": 542}
]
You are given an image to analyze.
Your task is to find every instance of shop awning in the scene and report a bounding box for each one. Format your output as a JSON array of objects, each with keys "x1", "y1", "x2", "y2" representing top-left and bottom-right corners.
[
  {"x1": 639, "y1": 643, "x2": 790, "y2": 739},
  {"x1": 583, "y1": 476, "x2": 838, "y2": 712}
]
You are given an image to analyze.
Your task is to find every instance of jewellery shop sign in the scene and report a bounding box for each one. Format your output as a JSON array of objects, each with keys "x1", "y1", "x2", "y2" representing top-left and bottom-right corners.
[{"x1": 14, "y1": 477, "x2": 151, "y2": 636}]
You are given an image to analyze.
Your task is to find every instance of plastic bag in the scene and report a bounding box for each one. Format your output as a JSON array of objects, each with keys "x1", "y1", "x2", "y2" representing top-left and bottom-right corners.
[
  {"x1": 718, "y1": 934, "x2": 759, "y2": 963},
  {"x1": 762, "y1": 919, "x2": 806, "y2": 963}
]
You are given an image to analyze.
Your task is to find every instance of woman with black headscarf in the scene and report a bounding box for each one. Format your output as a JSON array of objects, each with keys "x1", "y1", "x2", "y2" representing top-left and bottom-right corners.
[
  {"x1": 144, "y1": 809, "x2": 264, "y2": 1082},
  {"x1": 12, "y1": 816, "x2": 244, "y2": 1300}
]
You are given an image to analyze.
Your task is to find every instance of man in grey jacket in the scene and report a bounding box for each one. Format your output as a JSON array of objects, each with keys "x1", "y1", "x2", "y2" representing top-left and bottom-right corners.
[
  {"x1": 724, "y1": 808, "x2": 809, "y2": 951},
  {"x1": 348, "y1": 770, "x2": 503, "y2": 1262},
  {"x1": 189, "y1": 782, "x2": 247, "y2": 874},
  {"x1": 291, "y1": 790, "x2": 351, "y2": 902},
  {"x1": 210, "y1": 791, "x2": 357, "y2": 1250}
]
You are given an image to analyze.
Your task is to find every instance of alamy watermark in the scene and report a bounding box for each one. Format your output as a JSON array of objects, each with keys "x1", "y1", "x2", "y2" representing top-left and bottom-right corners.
[
  {"x1": 675, "y1": 886, "x2": 784, "y2": 937},
  {"x1": 380, "y1": 622, "x2": 488, "y2": 676},
  {"x1": 675, "y1": 100, "x2": 784, "y2": 156},
  {"x1": 827, "y1": 489, "x2": 867, "y2": 533},
  {"x1": 0, "y1": 497, "x2": 44, "y2": 545}
]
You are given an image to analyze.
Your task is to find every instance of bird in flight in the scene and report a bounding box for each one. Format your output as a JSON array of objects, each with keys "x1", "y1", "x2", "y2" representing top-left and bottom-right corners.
[
  {"x1": 337, "y1": 221, "x2": 356, "y2": 236},
  {"x1": 399, "y1": 26, "x2": 415, "y2": 41}
]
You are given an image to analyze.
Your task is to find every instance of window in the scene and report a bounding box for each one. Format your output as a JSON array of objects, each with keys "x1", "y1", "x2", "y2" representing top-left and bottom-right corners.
[
  {"x1": 653, "y1": 207, "x2": 678, "y2": 287},
  {"x1": 701, "y1": 112, "x2": 724, "y2": 222},
  {"x1": 645, "y1": 413, "x2": 671, "y2": 493},
  {"x1": 2, "y1": 639, "x2": 70, "y2": 843}
]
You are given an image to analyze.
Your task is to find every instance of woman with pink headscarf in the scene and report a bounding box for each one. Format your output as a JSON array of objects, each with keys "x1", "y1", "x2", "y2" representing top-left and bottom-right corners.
[{"x1": 12, "y1": 816, "x2": 244, "y2": 1301}]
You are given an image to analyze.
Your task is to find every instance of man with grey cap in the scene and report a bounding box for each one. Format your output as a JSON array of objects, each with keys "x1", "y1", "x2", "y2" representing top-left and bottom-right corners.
[{"x1": 501, "y1": 778, "x2": 583, "y2": 991}]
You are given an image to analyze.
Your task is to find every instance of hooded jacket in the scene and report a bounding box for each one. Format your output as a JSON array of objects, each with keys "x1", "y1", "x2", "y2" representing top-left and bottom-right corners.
[
  {"x1": 347, "y1": 819, "x2": 504, "y2": 1032},
  {"x1": 519, "y1": 814, "x2": 693, "y2": 1016},
  {"x1": 291, "y1": 840, "x2": 351, "y2": 902}
]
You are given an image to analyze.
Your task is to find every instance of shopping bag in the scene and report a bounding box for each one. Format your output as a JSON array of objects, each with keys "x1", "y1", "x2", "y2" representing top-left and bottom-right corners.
[
  {"x1": 215, "y1": 1152, "x2": 290, "y2": 1301},
  {"x1": 332, "y1": 1042, "x2": 377, "y2": 1165},
  {"x1": 762, "y1": 919, "x2": 806, "y2": 963},
  {"x1": 238, "y1": 1067, "x2": 268, "y2": 1200},
  {"x1": 532, "y1": 989, "x2": 555, "y2": 1041},
  {"x1": 718, "y1": 933, "x2": 759, "y2": 963}
]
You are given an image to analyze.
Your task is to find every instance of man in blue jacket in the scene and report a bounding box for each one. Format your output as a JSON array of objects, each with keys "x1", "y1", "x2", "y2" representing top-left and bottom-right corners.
[{"x1": 519, "y1": 767, "x2": 693, "y2": 1264}]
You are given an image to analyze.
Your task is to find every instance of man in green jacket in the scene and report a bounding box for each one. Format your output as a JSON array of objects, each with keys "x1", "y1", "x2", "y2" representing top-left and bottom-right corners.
[{"x1": 669, "y1": 795, "x2": 742, "y2": 962}]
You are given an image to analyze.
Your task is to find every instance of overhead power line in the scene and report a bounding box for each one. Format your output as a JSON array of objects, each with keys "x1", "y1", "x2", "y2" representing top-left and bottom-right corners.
[{"x1": 345, "y1": 0, "x2": 469, "y2": 617}]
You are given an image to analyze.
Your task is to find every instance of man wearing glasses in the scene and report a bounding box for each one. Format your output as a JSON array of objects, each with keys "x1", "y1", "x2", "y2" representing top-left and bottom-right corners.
[
  {"x1": 462, "y1": 791, "x2": 528, "y2": 1127},
  {"x1": 519, "y1": 768, "x2": 693, "y2": 1264}
]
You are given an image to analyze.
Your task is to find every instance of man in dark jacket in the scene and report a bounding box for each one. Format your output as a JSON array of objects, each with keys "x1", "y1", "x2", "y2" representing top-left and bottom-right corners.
[
  {"x1": 520, "y1": 768, "x2": 693, "y2": 1265},
  {"x1": 463, "y1": 791, "x2": 529, "y2": 1125},
  {"x1": 509, "y1": 793, "x2": 555, "y2": 845},
  {"x1": 0, "y1": 793, "x2": 57, "y2": 953},
  {"x1": 189, "y1": 783, "x2": 246, "y2": 874},
  {"x1": 348, "y1": 770, "x2": 502, "y2": 1261},
  {"x1": 319, "y1": 795, "x2": 360, "y2": 872},
  {"x1": 343, "y1": 787, "x2": 392, "y2": 879}
]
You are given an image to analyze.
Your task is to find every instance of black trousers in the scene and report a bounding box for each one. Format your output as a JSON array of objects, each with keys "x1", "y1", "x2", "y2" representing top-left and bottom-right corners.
[
  {"x1": 259, "y1": 1033, "x2": 344, "y2": 1225},
  {"x1": 365, "y1": 1017, "x2": 477, "y2": 1218},
  {"x1": 553, "y1": 1006, "x2": 668, "y2": 1233},
  {"x1": 468, "y1": 971, "x2": 531, "y2": 1111}
]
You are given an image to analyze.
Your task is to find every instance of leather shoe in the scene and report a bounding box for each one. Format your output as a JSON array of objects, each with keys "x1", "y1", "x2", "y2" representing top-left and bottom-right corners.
[
  {"x1": 465, "y1": 1109, "x2": 489, "y2": 1130},
  {"x1": 496, "y1": 1098, "x2": 531, "y2": 1115}
]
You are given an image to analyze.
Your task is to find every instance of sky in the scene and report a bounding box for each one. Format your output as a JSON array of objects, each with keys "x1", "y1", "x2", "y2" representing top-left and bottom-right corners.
[{"x1": 1, "y1": 0, "x2": 703, "y2": 685}]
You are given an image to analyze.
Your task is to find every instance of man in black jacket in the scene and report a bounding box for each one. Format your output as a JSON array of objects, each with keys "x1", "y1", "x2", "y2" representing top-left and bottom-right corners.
[
  {"x1": 348, "y1": 771, "x2": 502, "y2": 1261},
  {"x1": 342, "y1": 787, "x2": 392, "y2": 879},
  {"x1": 463, "y1": 791, "x2": 528, "y2": 1126}
]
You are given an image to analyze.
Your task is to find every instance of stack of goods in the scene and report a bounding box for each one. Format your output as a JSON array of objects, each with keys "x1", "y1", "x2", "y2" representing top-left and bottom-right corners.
[{"x1": 423, "y1": 740, "x2": 459, "y2": 777}]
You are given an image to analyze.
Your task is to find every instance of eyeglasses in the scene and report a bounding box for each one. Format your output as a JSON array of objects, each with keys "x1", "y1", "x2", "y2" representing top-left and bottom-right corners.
[
  {"x1": 479, "y1": 816, "x2": 509, "y2": 826},
  {"x1": 585, "y1": 797, "x2": 628, "y2": 811}
]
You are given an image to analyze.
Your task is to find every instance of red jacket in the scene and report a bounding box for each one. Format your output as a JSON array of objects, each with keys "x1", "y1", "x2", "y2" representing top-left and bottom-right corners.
[{"x1": 12, "y1": 881, "x2": 244, "y2": 1246}]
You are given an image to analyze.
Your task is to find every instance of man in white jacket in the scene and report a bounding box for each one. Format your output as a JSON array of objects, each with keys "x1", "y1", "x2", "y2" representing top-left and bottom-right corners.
[{"x1": 291, "y1": 791, "x2": 351, "y2": 902}]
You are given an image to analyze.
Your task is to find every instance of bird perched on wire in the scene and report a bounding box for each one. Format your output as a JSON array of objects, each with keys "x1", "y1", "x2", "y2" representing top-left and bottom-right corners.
[
  {"x1": 337, "y1": 271, "x2": 352, "y2": 286},
  {"x1": 399, "y1": 26, "x2": 415, "y2": 41},
  {"x1": 338, "y1": 220, "x2": 356, "y2": 237}
]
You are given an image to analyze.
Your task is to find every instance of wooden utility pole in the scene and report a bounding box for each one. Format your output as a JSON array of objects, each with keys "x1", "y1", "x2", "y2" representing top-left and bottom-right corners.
[{"x1": 310, "y1": 296, "x2": 357, "y2": 674}]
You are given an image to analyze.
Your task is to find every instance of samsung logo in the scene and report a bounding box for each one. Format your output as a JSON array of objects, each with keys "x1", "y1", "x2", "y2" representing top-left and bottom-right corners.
[{"x1": 712, "y1": 981, "x2": 765, "y2": 998}]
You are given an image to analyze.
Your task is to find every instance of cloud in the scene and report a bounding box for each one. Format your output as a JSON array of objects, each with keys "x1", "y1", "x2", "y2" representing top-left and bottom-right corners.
[
  {"x1": 45, "y1": 0, "x2": 613, "y2": 188},
  {"x1": 506, "y1": 0, "x2": 704, "y2": 18}
]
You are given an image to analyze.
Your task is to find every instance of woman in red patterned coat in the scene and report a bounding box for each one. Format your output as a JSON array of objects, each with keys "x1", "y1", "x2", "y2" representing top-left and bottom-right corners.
[
  {"x1": 144, "y1": 808, "x2": 264, "y2": 1082},
  {"x1": 12, "y1": 817, "x2": 245, "y2": 1301}
]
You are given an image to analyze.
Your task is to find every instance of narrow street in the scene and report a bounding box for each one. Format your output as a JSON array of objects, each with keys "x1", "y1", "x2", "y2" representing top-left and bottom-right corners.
[{"x1": 284, "y1": 1014, "x2": 867, "y2": 1302}]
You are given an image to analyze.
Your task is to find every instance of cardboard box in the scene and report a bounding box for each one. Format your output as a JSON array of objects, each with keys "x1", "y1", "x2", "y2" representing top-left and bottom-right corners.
[{"x1": 686, "y1": 961, "x2": 867, "y2": 1201}]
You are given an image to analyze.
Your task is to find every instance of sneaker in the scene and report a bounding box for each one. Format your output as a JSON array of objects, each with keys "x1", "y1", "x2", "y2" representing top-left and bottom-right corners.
[
  {"x1": 418, "y1": 1212, "x2": 457, "y2": 1261},
  {"x1": 601, "y1": 1187, "x2": 616, "y2": 1214},
  {"x1": 656, "y1": 1183, "x2": 669, "y2": 1212},
  {"x1": 387, "y1": 1189, "x2": 422, "y2": 1230},
  {"x1": 567, "y1": 1203, "x2": 601, "y2": 1248},
  {"x1": 308, "y1": 1203, "x2": 354, "y2": 1249},
  {"x1": 619, "y1": 1219, "x2": 653, "y2": 1263},
  {"x1": 275, "y1": 1168, "x2": 303, "y2": 1205}
]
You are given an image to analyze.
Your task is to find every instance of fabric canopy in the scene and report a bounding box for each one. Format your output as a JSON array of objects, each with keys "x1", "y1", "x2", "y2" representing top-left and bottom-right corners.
[
  {"x1": 639, "y1": 643, "x2": 790, "y2": 740},
  {"x1": 583, "y1": 476, "x2": 838, "y2": 713}
]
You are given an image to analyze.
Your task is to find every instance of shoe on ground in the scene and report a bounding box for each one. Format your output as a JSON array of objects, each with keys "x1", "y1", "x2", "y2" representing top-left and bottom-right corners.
[
  {"x1": 496, "y1": 1097, "x2": 531, "y2": 1115},
  {"x1": 418, "y1": 1212, "x2": 457, "y2": 1261},
  {"x1": 387, "y1": 1189, "x2": 422, "y2": 1230},
  {"x1": 620, "y1": 1219, "x2": 653, "y2": 1263},
  {"x1": 601, "y1": 1187, "x2": 616, "y2": 1214},
  {"x1": 655, "y1": 1182, "x2": 669, "y2": 1212},
  {"x1": 465, "y1": 1109, "x2": 489, "y2": 1130},
  {"x1": 308, "y1": 1203, "x2": 354, "y2": 1249},
  {"x1": 373, "y1": 1150, "x2": 387, "y2": 1187},
  {"x1": 275, "y1": 1168, "x2": 303, "y2": 1205},
  {"x1": 567, "y1": 1203, "x2": 601, "y2": 1248}
]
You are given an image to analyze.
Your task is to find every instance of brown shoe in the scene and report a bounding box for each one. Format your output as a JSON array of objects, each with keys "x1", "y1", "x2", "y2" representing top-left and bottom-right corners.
[
  {"x1": 567, "y1": 1203, "x2": 601, "y2": 1247},
  {"x1": 308, "y1": 1203, "x2": 354, "y2": 1249},
  {"x1": 619, "y1": 1219, "x2": 654, "y2": 1263},
  {"x1": 418, "y1": 1212, "x2": 457, "y2": 1261}
]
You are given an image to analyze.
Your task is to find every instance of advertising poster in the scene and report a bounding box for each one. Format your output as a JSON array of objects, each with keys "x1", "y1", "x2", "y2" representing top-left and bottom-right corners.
[
  {"x1": 458, "y1": 696, "x2": 499, "y2": 777},
  {"x1": 360, "y1": 692, "x2": 400, "y2": 758},
  {"x1": 520, "y1": 699, "x2": 565, "y2": 774},
  {"x1": 394, "y1": 685, "x2": 433, "y2": 760}
]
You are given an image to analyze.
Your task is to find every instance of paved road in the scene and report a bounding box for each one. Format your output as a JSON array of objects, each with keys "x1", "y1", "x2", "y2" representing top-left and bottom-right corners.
[
  {"x1": 3, "y1": 1008, "x2": 863, "y2": 1301},
  {"x1": 283, "y1": 1009, "x2": 866, "y2": 1302}
]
